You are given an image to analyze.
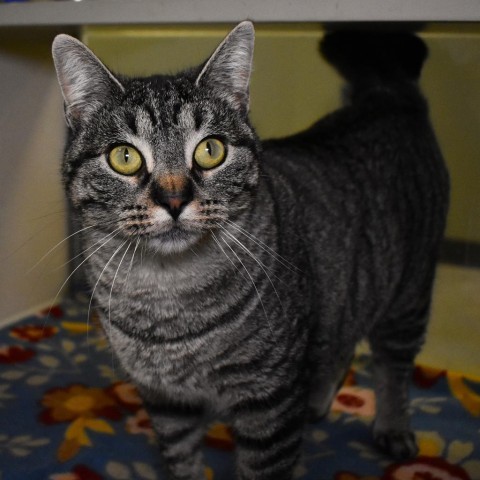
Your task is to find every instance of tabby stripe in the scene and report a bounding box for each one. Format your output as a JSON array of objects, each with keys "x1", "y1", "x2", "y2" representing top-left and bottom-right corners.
[
  {"x1": 214, "y1": 332, "x2": 300, "y2": 384},
  {"x1": 144, "y1": 104, "x2": 158, "y2": 127},
  {"x1": 172, "y1": 102, "x2": 182, "y2": 126},
  {"x1": 193, "y1": 105, "x2": 204, "y2": 131},
  {"x1": 65, "y1": 149, "x2": 102, "y2": 190},
  {"x1": 239, "y1": 467, "x2": 295, "y2": 480},
  {"x1": 231, "y1": 373, "x2": 304, "y2": 414},
  {"x1": 75, "y1": 197, "x2": 98, "y2": 210},
  {"x1": 125, "y1": 111, "x2": 138, "y2": 135},
  {"x1": 207, "y1": 320, "x2": 260, "y2": 366},
  {"x1": 230, "y1": 135, "x2": 258, "y2": 152},
  {"x1": 154, "y1": 423, "x2": 200, "y2": 444},
  {"x1": 159, "y1": 446, "x2": 193, "y2": 464},
  {"x1": 249, "y1": 435, "x2": 302, "y2": 471},
  {"x1": 110, "y1": 278, "x2": 260, "y2": 345},
  {"x1": 234, "y1": 385, "x2": 303, "y2": 426},
  {"x1": 235, "y1": 413, "x2": 301, "y2": 450}
]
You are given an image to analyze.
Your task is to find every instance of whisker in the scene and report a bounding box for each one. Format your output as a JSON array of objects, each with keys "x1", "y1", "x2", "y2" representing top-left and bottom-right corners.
[
  {"x1": 219, "y1": 235, "x2": 275, "y2": 338},
  {"x1": 48, "y1": 224, "x2": 122, "y2": 273},
  {"x1": 210, "y1": 231, "x2": 248, "y2": 282},
  {"x1": 225, "y1": 219, "x2": 301, "y2": 273},
  {"x1": 86, "y1": 237, "x2": 130, "y2": 347},
  {"x1": 140, "y1": 241, "x2": 146, "y2": 267},
  {"x1": 108, "y1": 240, "x2": 132, "y2": 329},
  {"x1": 218, "y1": 224, "x2": 285, "y2": 313},
  {"x1": 122, "y1": 236, "x2": 141, "y2": 294},
  {"x1": 105, "y1": 239, "x2": 133, "y2": 371},
  {"x1": 0, "y1": 215, "x2": 69, "y2": 268},
  {"x1": 26, "y1": 208, "x2": 67, "y2": 223},
  {"x1": 46, "y1": 227, "x2": 124, "y2": 317},
  {"x1": 26, "y1": 224, "x2": 97, "y2": 274}
]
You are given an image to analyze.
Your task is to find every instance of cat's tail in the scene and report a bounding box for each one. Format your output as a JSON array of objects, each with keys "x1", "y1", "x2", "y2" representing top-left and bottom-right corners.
[{"x1": 320, "y1": 31, "x2": 428, "y2": 87}]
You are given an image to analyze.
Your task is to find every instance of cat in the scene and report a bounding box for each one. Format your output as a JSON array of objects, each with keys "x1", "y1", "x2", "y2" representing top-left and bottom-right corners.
[{"x1": 52, "y1": 22, "x2": 449, "y2": 480}]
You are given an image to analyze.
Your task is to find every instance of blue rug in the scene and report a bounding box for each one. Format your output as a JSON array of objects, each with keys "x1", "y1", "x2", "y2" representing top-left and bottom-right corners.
[{"x1": 1, "y1": 295, "x2": 479, "y2": 480}]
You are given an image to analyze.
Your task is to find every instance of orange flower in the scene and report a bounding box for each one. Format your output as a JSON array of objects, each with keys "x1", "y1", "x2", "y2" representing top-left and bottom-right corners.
[
  {"x1": 108, "y1": 381, "x2": 143, "y2": 412},
  {"x1": 10, "y1": 324, "x2": 58, "y2": 343},
  {"x1": 40, "y1": 384, "x2": 122, "y2": 424},
  {"x1": 331, "y1": 386, "x2": 376, "y2": 417},
  {"x1": 0, "y1": 344, "x2": 35, "y2": 363}
]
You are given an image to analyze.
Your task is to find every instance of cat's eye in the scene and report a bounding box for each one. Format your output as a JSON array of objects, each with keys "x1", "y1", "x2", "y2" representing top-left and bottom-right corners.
[
  {"x1": 108, "y1": 145, "x2": 143, "y2": 175},
  {"x1": 194, "y1": 138, "x2": 226, "y2": 170}
]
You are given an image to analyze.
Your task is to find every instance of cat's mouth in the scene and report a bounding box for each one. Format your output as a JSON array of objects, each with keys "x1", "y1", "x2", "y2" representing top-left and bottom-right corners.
[{"x1": 146, "y1": 224, "x2": 204, "y2": 255}]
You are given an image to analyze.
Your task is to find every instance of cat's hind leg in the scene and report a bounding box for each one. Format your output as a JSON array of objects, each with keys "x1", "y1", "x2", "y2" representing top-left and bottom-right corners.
[
  {"x1": 307, "y1": 345, "x2": 355, "y2": 422},
  {"x1": 368, "y1": 304, "x2": 430, "y2": 459}
]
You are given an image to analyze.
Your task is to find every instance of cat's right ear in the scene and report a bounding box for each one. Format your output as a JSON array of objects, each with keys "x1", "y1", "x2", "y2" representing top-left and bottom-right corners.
[{"x1": 52, "y1": 34, "x2": 124, "y2": 129}]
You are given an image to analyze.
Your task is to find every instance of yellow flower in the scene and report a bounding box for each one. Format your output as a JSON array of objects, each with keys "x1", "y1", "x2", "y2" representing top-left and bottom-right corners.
[
  {"x1": 447, "y1": 372, "x2": 480, "y2": 417},
  {"x1": 40, "y1": 384, "x2": 122, "y2": 424},
  {"x1": 416, "y1": 431, "x2": 445, "y2": 457},
  {"x1": 60, "y1": 321, "x2": 91, "y2": 335},
  {"x1": 205, "y1": 467, "x2": 214, "y2": 480}
]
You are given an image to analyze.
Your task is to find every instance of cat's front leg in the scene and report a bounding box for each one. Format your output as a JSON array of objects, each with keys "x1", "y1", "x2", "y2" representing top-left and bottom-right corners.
[
  {"x1": 230, "y1": 387, "x2": 306, "y2": 480},
  {"x1": 142, "y1": 396, "x2": 207, "y2": 480}
]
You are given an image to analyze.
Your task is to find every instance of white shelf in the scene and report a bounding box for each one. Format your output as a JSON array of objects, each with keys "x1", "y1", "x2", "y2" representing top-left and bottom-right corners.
[{"x1": 1, "y1": 0, "x2": 479, "y2": 27}]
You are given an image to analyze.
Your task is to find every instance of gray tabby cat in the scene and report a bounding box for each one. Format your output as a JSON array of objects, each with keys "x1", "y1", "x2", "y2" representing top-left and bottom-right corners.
[{"x1": 52, "y1": 22, "x2": 449, "y2": 480}]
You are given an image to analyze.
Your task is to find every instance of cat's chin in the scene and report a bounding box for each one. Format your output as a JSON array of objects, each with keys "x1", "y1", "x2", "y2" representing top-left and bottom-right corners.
[{"x1": 147, "y1": 229, "x2": 203, "y2": 256}]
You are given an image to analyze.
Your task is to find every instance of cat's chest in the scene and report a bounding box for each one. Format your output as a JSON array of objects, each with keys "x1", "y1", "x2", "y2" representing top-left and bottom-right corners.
[
  {"x1": 95, "y1": 258, "x2": 247, "y2": 389},
  {"x1": 107, "y1": 321, "x2": 221, "y2": 399}
]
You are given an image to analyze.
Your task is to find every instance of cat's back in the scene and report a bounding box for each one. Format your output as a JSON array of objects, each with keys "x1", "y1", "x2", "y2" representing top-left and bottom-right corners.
[
  {"x1": 262, "y1": 30, "x2": 448, "y2": 261},
  {"x1": 260, "y1": 43, "x2": 449, "y2": 339}
]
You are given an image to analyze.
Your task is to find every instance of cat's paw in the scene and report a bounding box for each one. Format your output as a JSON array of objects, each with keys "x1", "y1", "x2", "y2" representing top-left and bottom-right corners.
[{"x1": 373, "y1": 429, "x2": 419, "y2": 459}]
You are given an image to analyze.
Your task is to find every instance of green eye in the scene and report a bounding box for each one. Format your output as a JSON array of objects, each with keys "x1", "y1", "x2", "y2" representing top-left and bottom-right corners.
[
  {"x1": 194, "y1": 138, "x2": 226, "y2": 170},
  {"x1": 108, "y1": 145, "x2": 143, "y2": 175}
]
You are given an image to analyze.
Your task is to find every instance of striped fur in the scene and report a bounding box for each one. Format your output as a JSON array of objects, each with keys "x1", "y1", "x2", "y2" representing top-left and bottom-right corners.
[{"x1": 52, "y1": 23, "x2": 449, "y2": 479}]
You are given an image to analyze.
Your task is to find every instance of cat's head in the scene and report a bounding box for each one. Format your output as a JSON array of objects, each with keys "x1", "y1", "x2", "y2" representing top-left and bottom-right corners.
[{"x1": 52, "y1": 22, "x2": 259, "y2": 255}]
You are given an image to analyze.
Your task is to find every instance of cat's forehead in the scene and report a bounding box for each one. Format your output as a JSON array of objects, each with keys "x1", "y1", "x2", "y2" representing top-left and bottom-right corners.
[{"x1": 112, "y1": 82, "x2": 237, "y2": 151}]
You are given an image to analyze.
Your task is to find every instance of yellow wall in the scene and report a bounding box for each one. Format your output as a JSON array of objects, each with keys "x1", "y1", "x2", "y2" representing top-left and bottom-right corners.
[
  {"x1": 84, "y1": 24, "x2": 480, "y2": 244},
  {"x1": 0, "y1": 34, "x2": 68, "y2": 323}
]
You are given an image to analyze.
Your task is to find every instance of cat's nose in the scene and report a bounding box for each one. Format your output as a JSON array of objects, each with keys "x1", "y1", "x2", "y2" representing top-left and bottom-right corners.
[{"x1": 151, "y1": 178, "x2": 193, "y2": 220}]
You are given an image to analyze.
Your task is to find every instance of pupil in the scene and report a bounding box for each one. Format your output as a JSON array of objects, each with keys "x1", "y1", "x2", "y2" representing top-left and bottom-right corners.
[
  {"x1": 124, "y1": 148, "x2": 130, "y2": 163},
  {"x1": 206, "y1": 142, "x2": 212, "y2": 156}
]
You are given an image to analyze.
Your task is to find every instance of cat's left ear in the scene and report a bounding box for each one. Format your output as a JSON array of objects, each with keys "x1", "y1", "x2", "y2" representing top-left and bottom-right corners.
[{"x1": 196, "y1": 21, "x2": 254, "y2": 115}]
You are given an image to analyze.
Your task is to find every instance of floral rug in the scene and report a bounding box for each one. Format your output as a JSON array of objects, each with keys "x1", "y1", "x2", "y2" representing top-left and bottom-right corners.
[{"x1": 1, "y1": 295, "x2": 480, "y2": 480}]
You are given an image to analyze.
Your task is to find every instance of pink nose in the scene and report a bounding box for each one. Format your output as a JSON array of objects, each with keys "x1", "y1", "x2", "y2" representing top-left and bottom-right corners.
[
  {"x1": 167, "y1": 197, "x2": 183, "y2": 211},
  {"x1": 151, "y1": 180, "x2": 194, "y2": 220}
]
